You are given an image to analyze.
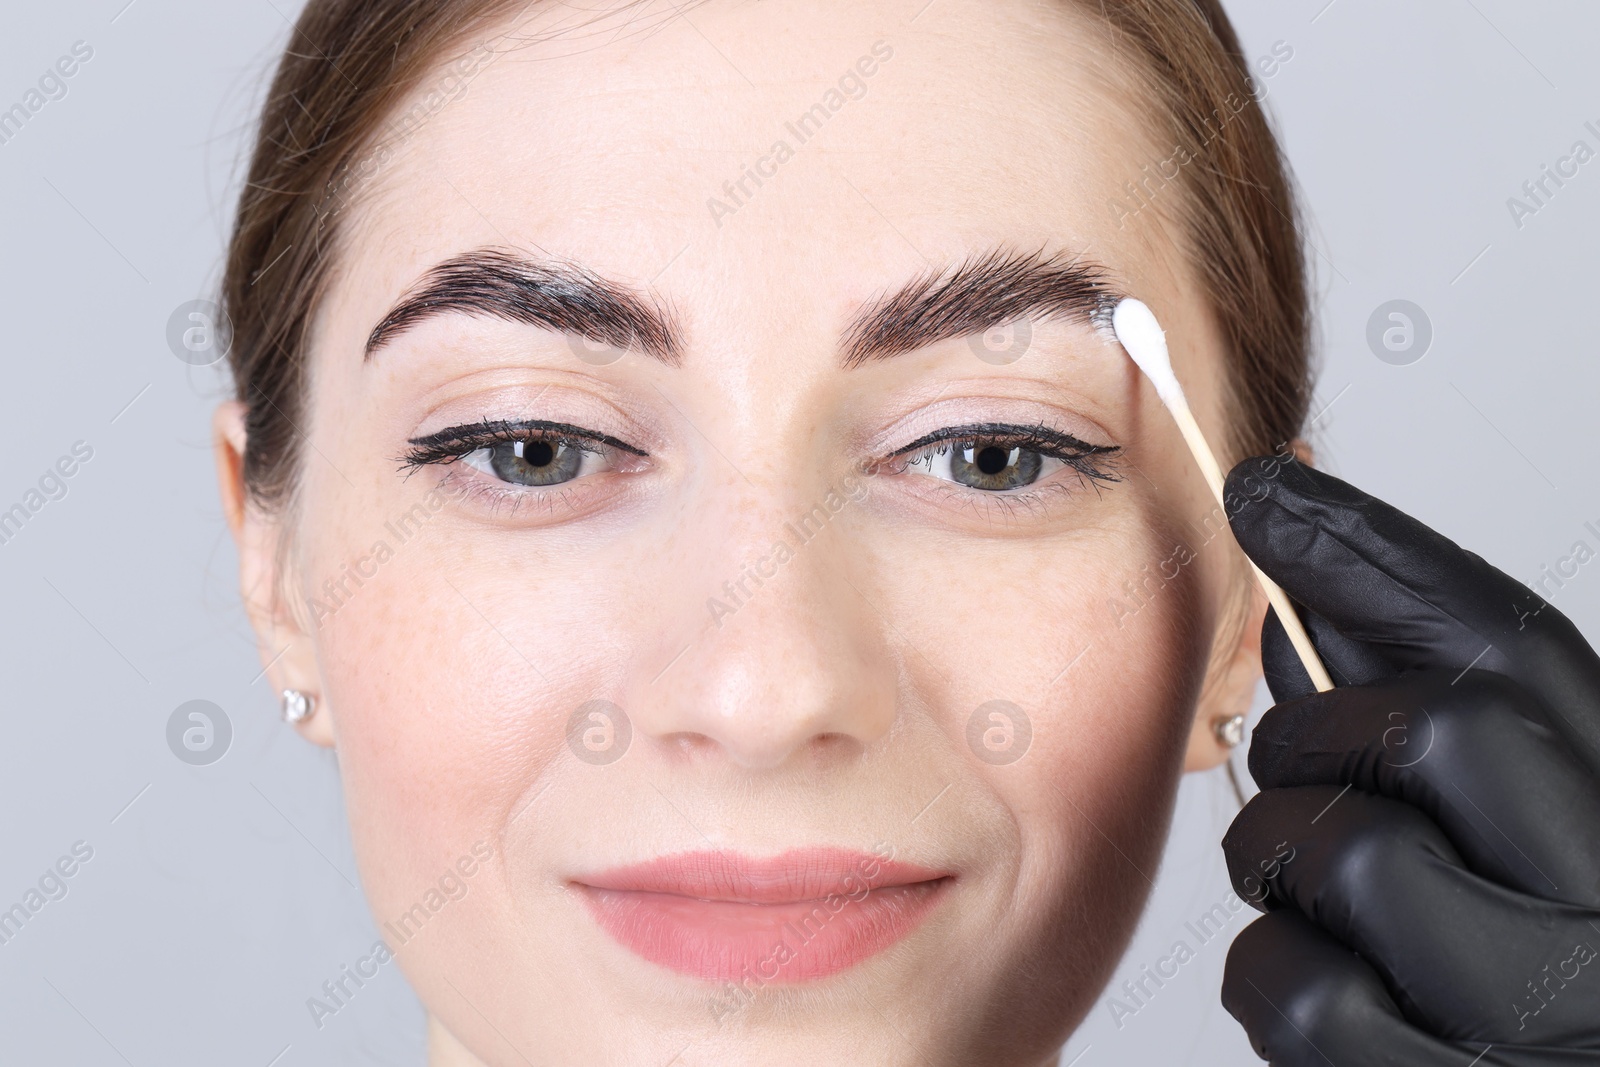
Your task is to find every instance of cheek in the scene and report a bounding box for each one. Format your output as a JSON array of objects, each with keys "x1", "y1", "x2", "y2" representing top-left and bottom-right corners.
[
  {"x1": 867, "y1": 506, "x2": 1211, "y2": 1004},
  {"x1": 986, "y1": 520, "x2": 1209, "y2": 877},
  {"x1": 307, "y1": 522, "x2": 615, "y2": 920},
  {"x1": 870, "y1": 507, "x2": 1209, "y2": 792}
]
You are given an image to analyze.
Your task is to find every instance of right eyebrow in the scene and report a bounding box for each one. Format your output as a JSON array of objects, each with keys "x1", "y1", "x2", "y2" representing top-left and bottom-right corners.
[
  {"x1": 363, "y1": 247, "x2": 683, "y2": 364},
  {"x1": 839, "y1": 245, "x2": 1122, "y2": 368}
]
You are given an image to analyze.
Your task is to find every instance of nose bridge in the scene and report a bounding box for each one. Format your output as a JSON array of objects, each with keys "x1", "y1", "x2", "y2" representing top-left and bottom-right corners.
[
  {"x1": 632, "y1": 472, "x2": 894, "y2": 770},
  {"x1": 711, "y1": 479, "x2": 861, "y2": 617}
]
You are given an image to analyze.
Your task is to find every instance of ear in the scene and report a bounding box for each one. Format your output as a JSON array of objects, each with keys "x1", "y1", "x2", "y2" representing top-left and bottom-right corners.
[
  {"x1": 214, "y1": 401, "x2": 335, "y2": 748},
  {"x1": 1181, "y1": 574, "x2": 1266, "y2": 772}
]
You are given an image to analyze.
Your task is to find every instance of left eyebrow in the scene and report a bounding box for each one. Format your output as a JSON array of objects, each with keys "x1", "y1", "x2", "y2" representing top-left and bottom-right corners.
[
  {"x1": 840, "y1": 246, "x2": 1122, "y2": 368},
  {"x1": 363, "y1": 247, "x2": 683, "y2": 363}
]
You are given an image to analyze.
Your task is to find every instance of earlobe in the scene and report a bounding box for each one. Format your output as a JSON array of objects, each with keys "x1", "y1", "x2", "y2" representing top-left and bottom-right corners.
[
  {"x1": 214, "y1": 401, "x2": 335, "y2": 749},
  {"x1": 284, "y1": 688, "x2": 337, "y2": 748}
]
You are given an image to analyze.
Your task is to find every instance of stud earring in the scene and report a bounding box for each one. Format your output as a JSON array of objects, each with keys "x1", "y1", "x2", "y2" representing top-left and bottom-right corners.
[
  {"x1": 1212, "y1": 713, "x2": 1246, "y2": 749},
  {"x1": 281, "y1": 689, "x2": 316, "y2": 724}
]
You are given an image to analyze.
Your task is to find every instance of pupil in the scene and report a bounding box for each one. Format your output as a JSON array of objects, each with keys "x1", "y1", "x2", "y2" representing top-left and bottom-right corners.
[
  {"x1": 524, "y1": 440, "x2": 555, "y2": 467},
  {"x1": 976, "y1": 446, "x2": 1009, "y2": 475}
]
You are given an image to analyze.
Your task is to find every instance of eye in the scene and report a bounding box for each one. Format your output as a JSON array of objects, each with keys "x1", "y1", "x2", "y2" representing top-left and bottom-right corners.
[
  {"x1": 400, "y1": 418, "x2": 647, "y2": 491},
  {"x1": 905, "y1": 442, "x2": 1058, "y2": 491},
  {"x1": 890, "y1": 423, "x2": 1121, "y2": 494},
  {"x1": 462, "y1": 437, "x2": 605, "y2": 487}
]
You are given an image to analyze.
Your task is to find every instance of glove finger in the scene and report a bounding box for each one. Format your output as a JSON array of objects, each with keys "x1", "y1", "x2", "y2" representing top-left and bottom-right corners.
[
  {"x1": 1224, "y1": 455, "x2": 1600, "y2": 775},
  {"x1": 1223, "y1": 785, "x2": 1600, "y2": 1046},
  {"x1": 1223, "y1": 909, "x2": 1487, "y2": 1066},
  {"x1": 1261, "y1": 600, "x2": 1394, "y2": 702},
  {"x1": 1248, "y1": 668, "x2": 1600, "y2": 907}
]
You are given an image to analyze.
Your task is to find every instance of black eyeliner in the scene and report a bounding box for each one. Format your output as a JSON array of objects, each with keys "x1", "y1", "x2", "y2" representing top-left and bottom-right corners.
[
  {"x1": 887, "y1": 421, "x2": 1123, "y2": 488},
  {"x1": 398, "y1": 418, "x2": 649, "y2": 477},
  {"x1": 894, "y1": 422, "x2": 1120, "y2": 459},
  {"x1": 406, "y1": 418, "x2": 647, "y2": 458}
]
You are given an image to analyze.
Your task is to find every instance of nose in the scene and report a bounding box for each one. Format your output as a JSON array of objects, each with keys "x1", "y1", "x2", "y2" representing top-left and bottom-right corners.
[{"x1": 628, "y1": 487, "x2": 896, "y2": 771}]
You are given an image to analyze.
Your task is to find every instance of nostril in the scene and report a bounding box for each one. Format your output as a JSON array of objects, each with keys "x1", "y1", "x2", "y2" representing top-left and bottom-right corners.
[
  {"x1": 664, "y1": 732, "x2": 718, "y2": 760},
  {"x1": 647, "y1": 725, "x2": 870, "y2": 771},
  {"x1": 810, "y1": 732, "x2": 856, "y2": 753}
]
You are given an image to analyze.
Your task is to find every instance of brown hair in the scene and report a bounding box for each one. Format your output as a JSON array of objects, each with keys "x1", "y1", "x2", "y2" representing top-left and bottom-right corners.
[
  {"x1": 1091, "y1": 0, "x2": 1312, "y2": 460},
  {"x1": 222, "y1": 0, "x2": 1311, "y2": 507}
]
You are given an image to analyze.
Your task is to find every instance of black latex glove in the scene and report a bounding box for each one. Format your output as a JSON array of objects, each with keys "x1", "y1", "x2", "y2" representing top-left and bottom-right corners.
[{"x1": 1217, "y1": 455, "x2": 1600, "y2": 1065}]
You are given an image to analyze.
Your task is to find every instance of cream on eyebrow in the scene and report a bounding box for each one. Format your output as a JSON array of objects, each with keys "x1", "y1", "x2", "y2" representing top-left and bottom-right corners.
[{"x1": 363, "y1": 247, "x2": 683, "y2": 364}]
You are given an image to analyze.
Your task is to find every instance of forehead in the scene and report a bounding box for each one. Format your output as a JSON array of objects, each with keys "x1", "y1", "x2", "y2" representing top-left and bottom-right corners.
[{"x1": 335, "y1": 0, "x2": 1172, "y2": 299}]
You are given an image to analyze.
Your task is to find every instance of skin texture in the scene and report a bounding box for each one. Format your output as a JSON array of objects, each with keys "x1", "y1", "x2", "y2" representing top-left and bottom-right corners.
[{"x1": 215, "y1": 1, "x2": 1279, "y2": 1063}]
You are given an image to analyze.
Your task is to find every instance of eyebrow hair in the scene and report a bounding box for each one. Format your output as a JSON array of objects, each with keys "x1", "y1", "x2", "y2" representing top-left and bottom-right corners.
[
  {"x1": 363, "y1": 244, "x2": 1120, "y2": 369},
  {"x1": 363, "y1": 247, "x2": 683, "y2": 363},
  {"x1": 839, "y1": 246, "x2": 1122, "y2": 368}
]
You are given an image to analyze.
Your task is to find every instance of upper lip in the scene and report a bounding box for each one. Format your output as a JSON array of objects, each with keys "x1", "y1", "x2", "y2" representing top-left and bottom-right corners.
[{"x1": 573, "y1": 848, "x2": 951, "y2": 904}]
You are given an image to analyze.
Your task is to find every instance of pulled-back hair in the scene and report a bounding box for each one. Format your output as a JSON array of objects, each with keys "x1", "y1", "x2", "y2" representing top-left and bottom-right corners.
[{"x1": 223, "y1": 0, "x2": 1311, "y2": 507}]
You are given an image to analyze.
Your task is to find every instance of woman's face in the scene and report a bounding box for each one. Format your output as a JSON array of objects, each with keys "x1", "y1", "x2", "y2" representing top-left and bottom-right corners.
[{"x1": 226, "y1": 1, "x2": 1264, "y2": 1063}]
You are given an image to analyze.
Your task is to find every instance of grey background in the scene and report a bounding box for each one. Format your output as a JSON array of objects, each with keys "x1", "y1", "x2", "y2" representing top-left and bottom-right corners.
[{"x1": 0, "y1": 1, "x2": 1594, "y2": 1064}]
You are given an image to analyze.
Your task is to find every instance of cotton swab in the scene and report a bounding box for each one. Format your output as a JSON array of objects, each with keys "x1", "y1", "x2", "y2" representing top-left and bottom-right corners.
[{"x1": 1111, "y1": 297, "x2": 1336, "y2": 694}]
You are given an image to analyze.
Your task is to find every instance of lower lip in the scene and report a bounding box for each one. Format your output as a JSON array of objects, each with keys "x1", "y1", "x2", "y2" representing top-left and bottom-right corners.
[{"x1": 574, "y1": 851, "x2": 951, "y2": 983}]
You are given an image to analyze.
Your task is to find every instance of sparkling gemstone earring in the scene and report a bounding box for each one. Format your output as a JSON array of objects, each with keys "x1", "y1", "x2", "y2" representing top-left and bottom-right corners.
[
  {"x1": 281, "y1": 689, "x2": 316, "y2": 724},
  {"x1": 1212, "y1": 713, "x2": 1246, "y2": 749}
]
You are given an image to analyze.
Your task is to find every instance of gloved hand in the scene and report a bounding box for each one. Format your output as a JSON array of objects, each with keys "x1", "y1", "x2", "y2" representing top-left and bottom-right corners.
[{"x1": 1217, "y1": 455, "x2": 1600, "y2": 1065}]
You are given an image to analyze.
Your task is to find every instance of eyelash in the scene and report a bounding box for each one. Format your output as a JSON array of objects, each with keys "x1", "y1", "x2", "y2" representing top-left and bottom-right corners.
[
  {"x1": 398, "y1": 418, "x2": 644, "y2": 512},
  {"x1": 876, "y1": 423, "x2": 1123, "y2": 491},
  {"x1": 401, "y1": 418, "x2": 641, "y2": 466},
  {"x1": 397, "y1": 418, "x2": 1122, "y2": 517}
]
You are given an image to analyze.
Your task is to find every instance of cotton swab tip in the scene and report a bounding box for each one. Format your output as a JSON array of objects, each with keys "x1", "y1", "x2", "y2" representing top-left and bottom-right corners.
[
  {"x1": 1110, "y1": 296, "x2": 1335, "y2": 693},
  {"x1": 1111, "y1": 298, "x2": 1185, "y2": 407}
]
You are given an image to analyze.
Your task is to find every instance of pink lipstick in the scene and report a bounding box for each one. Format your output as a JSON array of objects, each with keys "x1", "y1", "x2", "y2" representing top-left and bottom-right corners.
[{"x1": 573, "y1": 848, "x2": 951, "y2": 983}]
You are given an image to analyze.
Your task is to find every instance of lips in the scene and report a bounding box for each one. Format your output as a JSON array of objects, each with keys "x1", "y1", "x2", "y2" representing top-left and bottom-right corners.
[{"x1": 572, "y1": 848, "x2": 951, "y2": 983}]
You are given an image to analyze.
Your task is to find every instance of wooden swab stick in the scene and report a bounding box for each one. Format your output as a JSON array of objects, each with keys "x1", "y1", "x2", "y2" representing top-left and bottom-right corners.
[{"x1": 1112, "y1": 298, "x2": 1336, "y2": 693}]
